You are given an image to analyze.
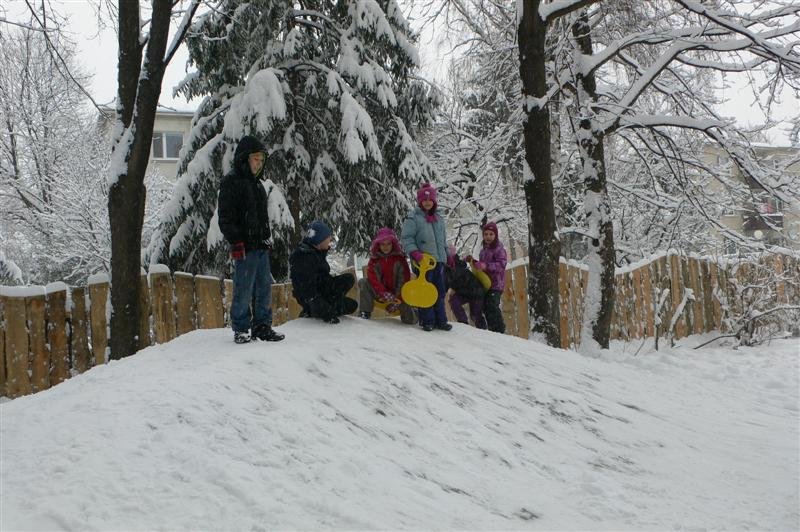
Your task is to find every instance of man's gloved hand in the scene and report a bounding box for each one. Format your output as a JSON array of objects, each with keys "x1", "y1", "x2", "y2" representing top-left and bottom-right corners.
[
  {"x1": 231, "y1": 241, "x2": 246, "y2": 260},
  {"x1": 410, "y1": 250, "x2": 423, "y2": 263}
]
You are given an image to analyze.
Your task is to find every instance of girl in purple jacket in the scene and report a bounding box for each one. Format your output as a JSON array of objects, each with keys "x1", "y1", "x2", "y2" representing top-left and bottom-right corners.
[{"x1": 467, "y1": 222, "x2": 507, "y2": 333}]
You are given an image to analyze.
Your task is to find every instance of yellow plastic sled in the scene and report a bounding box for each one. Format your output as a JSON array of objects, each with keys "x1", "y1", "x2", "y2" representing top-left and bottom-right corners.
[
  {"x1": 401, "y1": 252, "x2": 438, "y2": 308},
  {"x1": 471, "y1": 267, "x2": 492, "y2": 290}
]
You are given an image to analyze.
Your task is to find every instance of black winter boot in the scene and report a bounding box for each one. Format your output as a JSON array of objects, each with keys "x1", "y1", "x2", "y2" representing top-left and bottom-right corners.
[
  {"x1": 234, "y1": 331, "x2": 251, "y2": 344},
  {"x1": 252, "y1": 324, "x2": 285, "y2": 342}
]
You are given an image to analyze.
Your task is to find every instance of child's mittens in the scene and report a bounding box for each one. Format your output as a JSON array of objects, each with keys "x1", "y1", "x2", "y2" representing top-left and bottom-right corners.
[
  {"x1": 474, "y1": 261, "x2": 486, "y2": 271},
  {"x1": 409, "y1": 250, "x2": 423, "y2": 263},
  {"x1": 379, "y1": 291, "x2": 394, "y2": 303},
  {"x1": 386, "y1": 302, "x2": 400, "y2": 314}
]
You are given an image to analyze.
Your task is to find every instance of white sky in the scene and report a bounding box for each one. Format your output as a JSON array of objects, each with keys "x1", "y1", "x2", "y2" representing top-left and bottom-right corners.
[{"x1": 3, "y1": 0, "x2": 798, "y2": 143}]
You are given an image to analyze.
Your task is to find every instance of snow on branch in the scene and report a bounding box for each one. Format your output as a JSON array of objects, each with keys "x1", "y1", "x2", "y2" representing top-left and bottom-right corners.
[
  {"x1": 222, "y1": 69, "x2": 287, "y2": 139},
  {"x1": 618, "y1": 115, "x2": 726, "y2": 131},
  {"x1": 538, "y1": 0, "x2": 601, "y2": 24},
  {"x1": 164, "y1": 0, "x2": 201, "y2": 67}
]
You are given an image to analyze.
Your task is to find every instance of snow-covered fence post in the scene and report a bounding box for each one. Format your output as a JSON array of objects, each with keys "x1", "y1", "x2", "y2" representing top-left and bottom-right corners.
[
  {"x1": 565, "y1": 265, "x2": 578, "y2": 346},
  {"x1": 287, "y1": 286, "x2": 301, "y2": 321},
  {"x1": 344, "y1": 268, "x2": 358, "y2": 306},
  {"x1": 609, "y1": 276, "x2": 619, "y2": 341},
  {"x1": 1, "y1": 289, "x2": 30, "y2": 397},
  {"x1": 46, "y1": 284, "x2": 69, "y2": 386},
  {"x1": 774, "y1": 255, "x2": 786, "y2": 304},
  {"x1": 716, "y1": 262, "x2": 734, "y2": 334},
  {"x1": 444, "y1": 292, "x2": 456, "y2": 324},
  {"x1": 149, "y1": 266, "x2": 177, "y2": 344},
  {"x1": 640, "y1": 265, "x2": 655, "y2": 338},
  {"x1": 707, "y1": 262, "x2": 723, "y2": 331},
  {"x1": 138, "y1": 273, "x2": 152, "y2": 350},
  {"x1": 557, "y1": 262, "x2": 570, "y2": 347},
  {"x1": 624, "y1": 273, "x2": 637, "y2": 340},
  {"x1": 624, "y1": 273, "x2": 635, "y2": 340},
  {"x1": 669, "y1": 254, "x2": 686, "y2": 339},
  {"x1": 70, "y1": 287, "x2": 91, "y2": 374},
  {"x1": 174, "y1": 273, "x2": 196, "y2": 336},
  {"x1": 699, "y1": 261, "x2": 715, "y2": 333},
  {"x1": 502, "y1": 270, "x2": 517, "y2": 336},
  {"x1": 194, "y1": 275, "x2": 224, "y2": 329},
  {"x1": 680, "y1": 256, "x2": 694, "y2": 337},
  {"x1": 688, "y1": 258, "x2": 705, "y2": 335},
  {"x1": 652, "y1": 256, "x2": 672, "y2": 350},
  {"x1": 632, "y1": 268, "x2": 645, "y2": 340},
  {"x1": 612, "y1": 274, "x2": 626, "y2": 341},
  {"x1": 88, "y1": 275, "x2": 109, "y2": 366},
  {"x1": 570, "y1": 265, "x2": 585, "y2": 347},
  {"x1": 515, "y1": 265, "x2": 531, "y2": 340},
  {"x1": 26, "y1": 290, "x2": 48, "y2": 393},
  {"x1": 223, "y1": 279, "x2": 234, "y2": 327},
  {"x1": 271, "y1": 284, "x2": 289, "y2": 327},
  {"x1": 668, "y1": 288, "x2": 695, "y2": 345}
]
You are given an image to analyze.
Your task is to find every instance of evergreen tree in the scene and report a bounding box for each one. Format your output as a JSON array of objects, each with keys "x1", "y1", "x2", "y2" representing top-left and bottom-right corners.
[{"x1": 146, "y1": 0, "x2": 437, "y2": 278}]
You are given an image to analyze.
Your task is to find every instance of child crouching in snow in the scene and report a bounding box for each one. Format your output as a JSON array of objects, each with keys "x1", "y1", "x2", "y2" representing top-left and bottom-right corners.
[
  {"x1": 358, "y1": 228, "x2": 416, "y2": 324},
  {"x1": 445, "y1": 245, "x2": 487, "y2": 329},
  {"x1": 466, "y1": 221, "x2": 507, "y2": 334},
  {"x1": 289, "y1": 220, "x2": 358, "y2": 324}
]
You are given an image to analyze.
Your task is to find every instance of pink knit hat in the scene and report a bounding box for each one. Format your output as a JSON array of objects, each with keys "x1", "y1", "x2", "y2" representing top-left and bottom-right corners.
[
  {"x1": 370, "y1": 227, "x2": 402, "y2": 257},
  {"x1": 416, "y1": 183, "x2": 438, "y2": 206},
  {"x1": 482, "y1": 221, "x2": 499, "y2": 248}
]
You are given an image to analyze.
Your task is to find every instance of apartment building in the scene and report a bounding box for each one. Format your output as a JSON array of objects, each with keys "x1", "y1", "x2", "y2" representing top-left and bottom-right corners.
[
  {"x1": 704, "y1": 144, "x2": 799, "y2": 251},
  {"x1": 99, "y1": 106, "x2": 194, "y2": 181}
]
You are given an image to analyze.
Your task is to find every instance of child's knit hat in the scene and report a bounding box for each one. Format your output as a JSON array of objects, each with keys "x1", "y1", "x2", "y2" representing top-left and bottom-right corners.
[
  {"x1": 416, "y1": 183, "x2": 438, "y2": 206},
  {"x1": 305, "y1": 220, "x2": 332, "y2": 246}
]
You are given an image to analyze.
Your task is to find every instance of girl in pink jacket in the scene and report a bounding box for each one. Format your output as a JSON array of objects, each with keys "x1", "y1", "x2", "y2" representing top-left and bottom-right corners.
[{"x1": 466, "y1": 222, "x2": 507, "y2": 333}]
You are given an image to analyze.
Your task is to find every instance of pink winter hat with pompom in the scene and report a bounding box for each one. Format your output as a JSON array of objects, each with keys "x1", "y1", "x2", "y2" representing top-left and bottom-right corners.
[{"x1": 416, "y1": 183, "x2": 438, "y2": 206}]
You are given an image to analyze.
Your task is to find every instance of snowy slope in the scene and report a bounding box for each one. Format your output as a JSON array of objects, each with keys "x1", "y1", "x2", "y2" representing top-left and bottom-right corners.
[{"x1": 1, "y1": 319, "x2": 798, "y2": 530}]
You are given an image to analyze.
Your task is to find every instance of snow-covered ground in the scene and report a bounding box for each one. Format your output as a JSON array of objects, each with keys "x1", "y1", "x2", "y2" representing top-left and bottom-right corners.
[{"x1": 2, "y1": 318, "x2": 798, "y2": 530}]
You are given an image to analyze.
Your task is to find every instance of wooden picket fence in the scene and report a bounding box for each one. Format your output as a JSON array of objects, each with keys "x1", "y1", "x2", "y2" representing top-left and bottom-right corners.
[{"x1": 1, "y1": 253, "x2": 797, "y2": 399}]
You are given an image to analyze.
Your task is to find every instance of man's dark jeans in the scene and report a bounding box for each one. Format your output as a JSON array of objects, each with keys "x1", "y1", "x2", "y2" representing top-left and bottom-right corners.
[{"x1": 231, "y1": 249, "x2": 272, "y2": 333}]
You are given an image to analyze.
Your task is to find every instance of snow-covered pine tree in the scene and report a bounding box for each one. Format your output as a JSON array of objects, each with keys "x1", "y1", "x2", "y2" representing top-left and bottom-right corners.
[
  {"x1": 0, "y1": 250, "x2": 22, "y2": 285},
  {"x1": 146, "y1": 0, "x2": 437, "y2": 278}
]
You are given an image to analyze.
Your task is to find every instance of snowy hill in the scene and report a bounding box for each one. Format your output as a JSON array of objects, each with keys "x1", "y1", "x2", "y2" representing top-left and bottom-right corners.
[{"x1": 2, "y1": 318, "x2": 798, "y2": 530}]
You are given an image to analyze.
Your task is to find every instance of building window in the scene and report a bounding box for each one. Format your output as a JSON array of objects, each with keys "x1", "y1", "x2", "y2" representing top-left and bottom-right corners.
[{"x1": 152, "y1": 131, "x2": 183, "y2": 159}]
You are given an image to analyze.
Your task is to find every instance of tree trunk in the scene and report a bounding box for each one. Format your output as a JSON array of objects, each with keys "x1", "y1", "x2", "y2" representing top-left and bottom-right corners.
[
  {"x1": 108, "y1": 0, "x2": 172, "y2": 359},
  {"x1": 519, "y1": 1, "x2": 562, "y2": 346},
  {"x1": 288, "y1": 185, "x2": 303, "y2": 247},
  {"x1": 572, "y1": 11, "x2": 615, "y2": 350}
]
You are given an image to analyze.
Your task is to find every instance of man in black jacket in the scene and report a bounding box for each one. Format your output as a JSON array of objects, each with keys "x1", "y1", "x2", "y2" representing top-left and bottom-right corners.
[
  {"x1": 289, "y1": 221, "x2": 358, "y2": 324},
  {"x1": 218, "y1": 135, "x2": 285, "y2": 344}
]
